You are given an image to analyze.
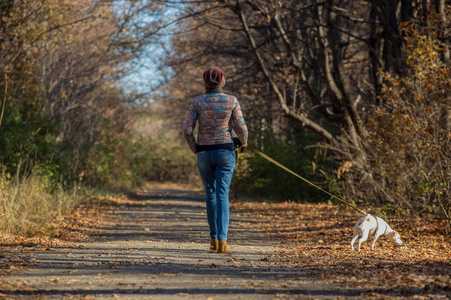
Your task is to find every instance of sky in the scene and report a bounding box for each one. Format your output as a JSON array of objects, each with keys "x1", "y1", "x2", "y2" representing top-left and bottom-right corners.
[{"x1": 115, "y1": 1, "x2": 180, "y2": 102}]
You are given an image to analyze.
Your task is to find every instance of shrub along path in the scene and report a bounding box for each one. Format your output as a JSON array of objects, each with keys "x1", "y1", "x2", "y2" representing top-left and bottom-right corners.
[{"x1": 0, "y1": 182, "x2": 450, "y2": 299}]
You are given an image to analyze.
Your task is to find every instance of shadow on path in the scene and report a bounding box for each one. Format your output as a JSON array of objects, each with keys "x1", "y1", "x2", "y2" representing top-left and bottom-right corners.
[{"x1": 0, "y1": 184, "x2": 371, "y2": 299}]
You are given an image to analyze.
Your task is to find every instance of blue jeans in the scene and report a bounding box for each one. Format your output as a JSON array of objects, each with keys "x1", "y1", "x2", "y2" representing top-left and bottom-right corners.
[{"x1": 197, "y1": 149, "x2": 236, "y2": 241}]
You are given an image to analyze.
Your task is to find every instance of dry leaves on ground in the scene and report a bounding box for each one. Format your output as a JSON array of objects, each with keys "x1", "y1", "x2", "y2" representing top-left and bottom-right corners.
[
  {"x1": 232, "y1": 201, "x2": 451, "y2": 298},
  {"x1": 0, "y1": 199, "x2": 115, "y2": 277}
]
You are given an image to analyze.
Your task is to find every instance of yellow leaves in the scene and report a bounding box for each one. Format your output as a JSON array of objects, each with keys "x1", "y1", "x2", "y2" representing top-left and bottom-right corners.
[
  {"x1": 337, "y1": 161, "x2": 352, "y2": 179},
  {"x1": 59, "y1": 90, "x2": 68, "y2": 100},
  {"x1": 404, "y1": 31, "x2": 441, "y2": 72}
]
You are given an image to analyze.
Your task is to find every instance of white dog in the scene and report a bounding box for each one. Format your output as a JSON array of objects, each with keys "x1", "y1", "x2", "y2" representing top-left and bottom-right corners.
[{"x1": 351, "y1": 213, "x2": 403, "y2": 251}]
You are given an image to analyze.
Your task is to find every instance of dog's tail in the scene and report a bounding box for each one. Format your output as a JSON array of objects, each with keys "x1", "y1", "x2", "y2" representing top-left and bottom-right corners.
[{"x1": 357, "y1": 213, "x2": 372, "y2": 226}]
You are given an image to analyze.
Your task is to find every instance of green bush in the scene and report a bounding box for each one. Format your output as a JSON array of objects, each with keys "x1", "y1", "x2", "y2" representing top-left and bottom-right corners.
[
  {"x1": 232, "y1": 125, "x2": 336, "y2": 203},
  {"x1": 129, "y1": 133, "x2": 199, "y2": 185},
  {"x1": 0, "y1": 95, "x2": 61, "y2": 178},
  {"x1": 82, "y1": 134, "x2": 137, "y2": 191}
]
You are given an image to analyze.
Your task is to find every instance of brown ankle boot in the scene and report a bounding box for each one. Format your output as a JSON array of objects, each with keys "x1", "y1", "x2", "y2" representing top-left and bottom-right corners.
[
  {"x1": 210, "y1": 239, "x2": 218, "y2": 251},
  {"x1": 218, "y1": 240, "x2": 228, "y2": 253}
]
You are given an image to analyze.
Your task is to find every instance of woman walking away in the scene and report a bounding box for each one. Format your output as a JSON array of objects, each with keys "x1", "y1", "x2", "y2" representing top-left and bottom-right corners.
[{"x1": 182, "y1": 66, "x2": 248, "y2": 253}]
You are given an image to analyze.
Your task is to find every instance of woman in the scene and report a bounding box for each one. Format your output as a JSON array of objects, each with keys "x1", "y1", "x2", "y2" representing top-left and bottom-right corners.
[{"x1": 182, "y1": 66, "x2": 248, "y2": 253}]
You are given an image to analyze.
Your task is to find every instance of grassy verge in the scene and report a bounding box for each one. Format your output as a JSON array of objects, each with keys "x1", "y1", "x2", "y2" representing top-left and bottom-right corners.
[{"x1": 0, "y1": 171, "x2": 82, "y2": 236}]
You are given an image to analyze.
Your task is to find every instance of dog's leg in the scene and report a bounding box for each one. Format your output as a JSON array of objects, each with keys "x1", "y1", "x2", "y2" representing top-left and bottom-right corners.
[
  {"x1": 371, "y1": 234, "x2": 380, "y2": 250},
  {"x1": 357, "y1": 232, "x2": 369, "y2": 252},
  {"x1": 351, "y1": 234, "x2": 359, "y2": 250}
]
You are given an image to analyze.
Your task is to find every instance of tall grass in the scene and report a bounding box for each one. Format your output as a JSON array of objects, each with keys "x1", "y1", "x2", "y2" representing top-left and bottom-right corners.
[{"x1": 0, "y1": 170, "x2": 82, "y2": 236}]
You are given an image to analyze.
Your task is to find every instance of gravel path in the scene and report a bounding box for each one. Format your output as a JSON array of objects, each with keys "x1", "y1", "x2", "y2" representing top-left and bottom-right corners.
[{"x1": 0, "y1": 185, "x2": 367, "y2": 299}]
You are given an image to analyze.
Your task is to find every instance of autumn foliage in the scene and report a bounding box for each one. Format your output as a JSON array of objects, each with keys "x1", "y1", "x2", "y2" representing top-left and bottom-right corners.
[
  {"x1": 159, "y1": 1, "x2": 451, "y2": 230},
  {"x1": 362, "y1": 25, "x2": 451, "y2": 228},
  {"x1": 0, "y1": 0, "x2": 162, "y2": 234},
  {"x1": 0, "y1": 0, "x2": 450, "y2": 234}
]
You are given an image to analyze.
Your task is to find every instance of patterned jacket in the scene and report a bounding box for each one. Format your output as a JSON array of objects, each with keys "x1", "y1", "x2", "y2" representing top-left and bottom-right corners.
[{"x1": 182, "y1": 89, "x2": 248, "y2": 154}]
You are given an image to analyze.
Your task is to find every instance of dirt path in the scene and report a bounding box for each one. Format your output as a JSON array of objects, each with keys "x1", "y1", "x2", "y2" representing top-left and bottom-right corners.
[
  {"x1": 0, "y1": 184, "x2": 363, "y2": 299},
  {"x1": 1, "y1": 183, "x2": 449, "y2": 299}
]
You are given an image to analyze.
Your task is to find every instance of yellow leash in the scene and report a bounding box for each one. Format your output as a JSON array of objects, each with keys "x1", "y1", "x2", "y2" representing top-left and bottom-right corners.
[{"x1": 247, "y1": 145, "x2": 366, "y2": 214}]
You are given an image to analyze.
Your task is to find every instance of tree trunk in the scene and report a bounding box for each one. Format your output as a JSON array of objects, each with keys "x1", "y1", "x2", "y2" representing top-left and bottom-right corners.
[
  {"x1": 372, "y1": 0, "x2": 405, "y2": 75},
  {"x1": 435, "y1": 0, "x2": 450, "y2": 63}
]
